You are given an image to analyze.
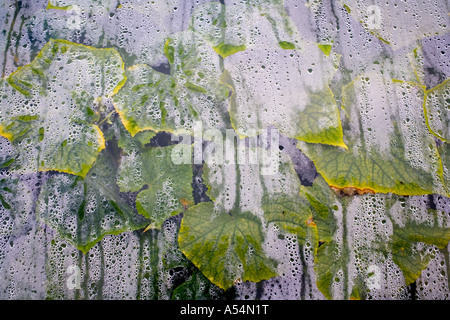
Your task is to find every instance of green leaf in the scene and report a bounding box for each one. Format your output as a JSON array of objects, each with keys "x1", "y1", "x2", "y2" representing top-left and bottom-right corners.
[
  {"x1": 340, "y1": 0, "x2": 448, "y2": 48},
  {"x1": 178, "y1": 202, "x2": 277, "y2": 290},
  {"x1": 438, "y1": 143, "x2": 450, "y2": 191},
  {"x1": 213, "y1": 43, "x2": 246, "y2": 59},
  {"x1": 46, "y1": 1, "x2": 72, "y2": 10},
  {"x1": 37, "y1": 147, "x2": 149, "y2": 254},
  {"x1": 184, "y1": 81, "x2": 207, "y2": 94},
  {"x1": 0, "y1": 158, "x2": 15, "y2": 168},
  {"x1": 164, "y1": 38, "x2": 175, "y2": 64},
  {"x1": 113, "y1": 30, "x2": 230, "y2": 136},
  {"x1": 278, "y1": 41, "x2": 296, "y2": 50},
  {"x1": 117, "y1": 134, "x2": 193, "y2": 229},
  {"x1": 299, "y1": 176, "x2": 345, "y2": 299},
  {"x1": 0, "y1": 176, "x2": 17, "y2": 211},
  {"x1": 314, "y1": 239, "x2": 343, "y2": 300},
  {"x1": 317, "y1": 44, "x2": 332, "y2": 57},
  {"x1": 299, "y1": 72, "x2": 446, "y2": 196},
  {"x1": 181, "y1": 142, "x2": 315, "y2": 289},
  {"x1": 0, "y1": 39, "x2": 126, "y2": 177},
  {"x1": 294, "y1": 86, "x2": 346, "y2": 148},
  {"x1": 0, "y1": 136, "x2": 17, "y2": 169},
  {"x1": 302, "y1": 178, "x2": 337, "y2": 245},
  {"x1": 221, "y1": 46, "x2": 342, "y2": 145}
]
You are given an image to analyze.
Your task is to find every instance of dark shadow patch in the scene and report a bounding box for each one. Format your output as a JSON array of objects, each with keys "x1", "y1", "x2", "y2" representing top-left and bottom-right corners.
[
  {"x1": 151, "y1": 61, "x2": 171, "y2": 75},
  {"x1": 145, "y1": 131, "x2": 179, "y2": 148},
  {"x1": 192, "y1": 163, "x2": 212, "y2": 205},
  {"x1": 278, "y1": 135, "x2": 318, "y2": 186}
]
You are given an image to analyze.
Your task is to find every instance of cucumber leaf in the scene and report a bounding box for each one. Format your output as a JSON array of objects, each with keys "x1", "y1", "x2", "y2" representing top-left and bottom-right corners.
[
  {"x1": 179, "y1": 142, "x2": 313, "y2": 290},
  {"x1": 117, "y1": 127, "x2": 193, "y2": 230},
  {"x1": 0, "y1": 39, "x2": 125, "y2": 177},
  {"x1": 178, "y1": 202, "x2": 277, "y2": 290},
  {"x1": 113, "y1": 30, "x2": 230, "y2": 136}
]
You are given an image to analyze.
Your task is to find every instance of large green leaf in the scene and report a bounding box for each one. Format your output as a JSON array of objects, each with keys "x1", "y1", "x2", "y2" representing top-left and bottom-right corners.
[
  {"x1": 113, "y1": 30, "x2": 230, "y2": 136},
  {"x1": 37, "y1": 146, "x2": 149, "y2": 254},
  {"x1": 299, "y1": 72, "x2": 446, "y2": 196},
  {"x1": 179, "y1": 141, "x2": 317, "y2": 289},
  {"x1": 178, "y1": 202, "x2": 277, "y2": 290},
  {"x1": 117, "y1": 132, "x2": 193, "y2": 229},
  {"x1": 0, "y1": 39, "x2": 125, "y2": 177}
]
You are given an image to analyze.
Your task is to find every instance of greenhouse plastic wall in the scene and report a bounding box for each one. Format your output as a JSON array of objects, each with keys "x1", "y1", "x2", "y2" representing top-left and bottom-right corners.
[{"x1": 0, "y1": 0, "x2": 449, "y2": 300}]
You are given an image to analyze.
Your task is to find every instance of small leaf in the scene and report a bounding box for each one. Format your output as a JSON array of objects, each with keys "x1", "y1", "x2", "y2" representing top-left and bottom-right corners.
[
  {"x1": 46, "y1": 1, "x2": 72, "y2": 10},
  {"x1": 213, "y1": 42, "x2": 246, "y2": 58},
  {"x1": 278, "y1": 41, "x2": 296, "y2": 50},
  {"x1": 318, "y1": 44, "x2": 333, "y2": 56}
]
